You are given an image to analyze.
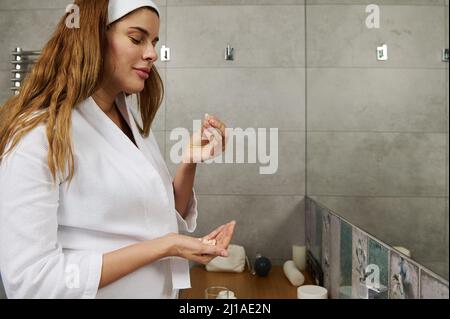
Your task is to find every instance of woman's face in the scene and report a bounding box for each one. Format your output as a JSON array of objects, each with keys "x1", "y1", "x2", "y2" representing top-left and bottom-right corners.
[{"x1": 104, "y1": 8, "x2": 160, "y2": 94}]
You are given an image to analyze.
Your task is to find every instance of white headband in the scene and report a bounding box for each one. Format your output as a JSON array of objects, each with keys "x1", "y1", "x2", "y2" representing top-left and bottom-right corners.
[{"x1": 108, "y1": 0, "x2": 160, "y2": 25}]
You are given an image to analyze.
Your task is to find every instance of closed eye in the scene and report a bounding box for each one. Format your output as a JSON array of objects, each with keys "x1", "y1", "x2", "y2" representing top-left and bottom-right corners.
[{"x1": 130, "y1": 37, "x2": 142, "y2": 45}]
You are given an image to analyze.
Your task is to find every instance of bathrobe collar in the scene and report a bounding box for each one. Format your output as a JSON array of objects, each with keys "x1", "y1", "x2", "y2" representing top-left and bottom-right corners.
[{"x1": 76, "y1": 93, "x2": 168, "y2": 180}]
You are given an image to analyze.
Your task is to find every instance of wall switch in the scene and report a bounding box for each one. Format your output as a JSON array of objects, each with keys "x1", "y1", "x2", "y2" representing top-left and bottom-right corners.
[
  {"x1": 377, "y1": 44, "x2": 388, "y2": 61},
  {"x1": 161, "y1": 45, "x2": 170, "y2": 62}
]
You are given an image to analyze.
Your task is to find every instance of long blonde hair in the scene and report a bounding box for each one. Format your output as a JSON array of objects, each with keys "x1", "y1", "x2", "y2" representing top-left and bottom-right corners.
[{"x1": 0, "y1": 0, "x2": 164, "y2": 184}]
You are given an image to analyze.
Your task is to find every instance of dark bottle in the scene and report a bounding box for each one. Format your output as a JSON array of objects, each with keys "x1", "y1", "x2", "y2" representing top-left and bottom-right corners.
[{"x1": 253, "y1": 253, "x2": 272, "y2": 277}]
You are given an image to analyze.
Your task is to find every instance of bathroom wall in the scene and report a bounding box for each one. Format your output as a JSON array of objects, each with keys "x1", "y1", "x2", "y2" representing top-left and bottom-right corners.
[
  {"x1": 305, "y1": 0, "x2": 449, "y2": 279},
  {"x1": 161, "y1": 0, "x2": 306, "y2": 265},
  {"x1": 306, "y1": 196, "x2": 449, "y2": 299}
]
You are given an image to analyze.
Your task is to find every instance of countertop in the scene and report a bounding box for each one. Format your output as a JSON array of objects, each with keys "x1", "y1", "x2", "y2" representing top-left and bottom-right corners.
[{"x1": 179, "y1": 265, "x2": 314, "y2": 299}]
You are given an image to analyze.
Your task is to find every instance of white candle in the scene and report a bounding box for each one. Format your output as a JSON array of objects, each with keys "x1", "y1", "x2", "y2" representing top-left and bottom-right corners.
[{"x1": 292, "y1": 245, "x2": 306, "y2": 271}]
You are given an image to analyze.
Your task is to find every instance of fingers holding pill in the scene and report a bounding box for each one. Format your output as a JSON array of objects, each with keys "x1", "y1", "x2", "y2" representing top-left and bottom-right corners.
[
  {"x1": 183, "y1": 114, "x2": 228, "y2": 163},
  {"x1": 204, "y1": 114, "x2": 226, "y2": 137}
]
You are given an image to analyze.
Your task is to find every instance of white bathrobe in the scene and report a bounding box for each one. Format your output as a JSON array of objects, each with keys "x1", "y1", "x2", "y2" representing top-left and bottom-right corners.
[{"x1": 0, "y1": 93, "x2": 198, "y2": 299}]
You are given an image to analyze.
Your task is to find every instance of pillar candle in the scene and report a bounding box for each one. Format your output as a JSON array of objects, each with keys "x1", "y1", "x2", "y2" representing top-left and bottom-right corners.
[{"x1": 292, "y1": 245, "x2": 306, "y2": 271}]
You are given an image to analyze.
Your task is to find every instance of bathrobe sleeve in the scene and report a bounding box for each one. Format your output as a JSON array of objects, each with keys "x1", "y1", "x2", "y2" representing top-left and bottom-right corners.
[
  {"x1": 0, "y1": 126, "x2": 103, "y2": 299},
  {"x1": 174, "y1": 188, "x2": 199, "y2": 233}
]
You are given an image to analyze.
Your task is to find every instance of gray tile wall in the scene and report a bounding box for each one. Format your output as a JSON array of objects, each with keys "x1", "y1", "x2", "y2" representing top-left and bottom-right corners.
[
  {"x1": 306, "y1": 1, "x2": 449, "y2": 279},
  {"x1": 161, "y1": 1, "x2": 306, "y2": 266}
]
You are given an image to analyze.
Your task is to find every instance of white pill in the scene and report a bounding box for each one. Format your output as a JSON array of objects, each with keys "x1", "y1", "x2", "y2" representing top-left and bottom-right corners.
[{"x1": 200, "y1": 238, "x2": 216, "y2": 246}]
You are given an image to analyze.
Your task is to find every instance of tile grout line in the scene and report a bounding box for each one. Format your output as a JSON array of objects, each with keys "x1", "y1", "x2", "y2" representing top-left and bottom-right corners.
[
  {"x1": 307, "y1": 194, "x2": 447, "y2": 198},
  {"x1": 0, "y1": 2, "x2": 446, "y2": 11},
  {"x1": 0, "y1": 7, "x2": 68, "y2": 12},
  {"x1": 304, "y1": 1, "x2": 308, "y2": 199},
  {"x1": 158, "y1": 66, "x2": 446, "y2": 70},
  {"x1": 155, "y1": 130, "x2": 448, "y2": 134},
  {"x1": 195, "y1": 194, "x2": 446, "y2": 198},
  {"x1": 163, "y1": 3, "x2": 447, "y2": 8},
  {"x1": 1, "y1": 67, "x2": 447, "y2": 72}
]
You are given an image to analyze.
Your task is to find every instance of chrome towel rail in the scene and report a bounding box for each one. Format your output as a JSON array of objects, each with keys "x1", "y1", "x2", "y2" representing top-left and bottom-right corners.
[{"x1": 10, "y1": 47, "x2": 41, "y2": 95}]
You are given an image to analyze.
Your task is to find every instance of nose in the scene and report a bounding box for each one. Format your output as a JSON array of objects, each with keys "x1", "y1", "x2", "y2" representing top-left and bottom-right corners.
[{"x1": 143, "y1": 43, "x2": 158, "y2": 63}]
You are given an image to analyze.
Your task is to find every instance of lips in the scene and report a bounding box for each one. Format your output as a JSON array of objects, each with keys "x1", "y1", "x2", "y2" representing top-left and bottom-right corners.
[{"x1": 133, "y1": 67, "x2": 150, "y2": 79}]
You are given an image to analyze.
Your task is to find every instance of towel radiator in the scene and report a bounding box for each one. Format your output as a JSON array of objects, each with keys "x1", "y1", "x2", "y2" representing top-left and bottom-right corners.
[{"x1": 10, "y1": 47, "x2": 40, "y2": 95}]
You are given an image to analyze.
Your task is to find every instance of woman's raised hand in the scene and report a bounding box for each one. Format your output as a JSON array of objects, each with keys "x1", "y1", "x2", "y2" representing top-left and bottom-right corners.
[{"x1": 182, "y1": 114, "x2": 228, "y2": 163}]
